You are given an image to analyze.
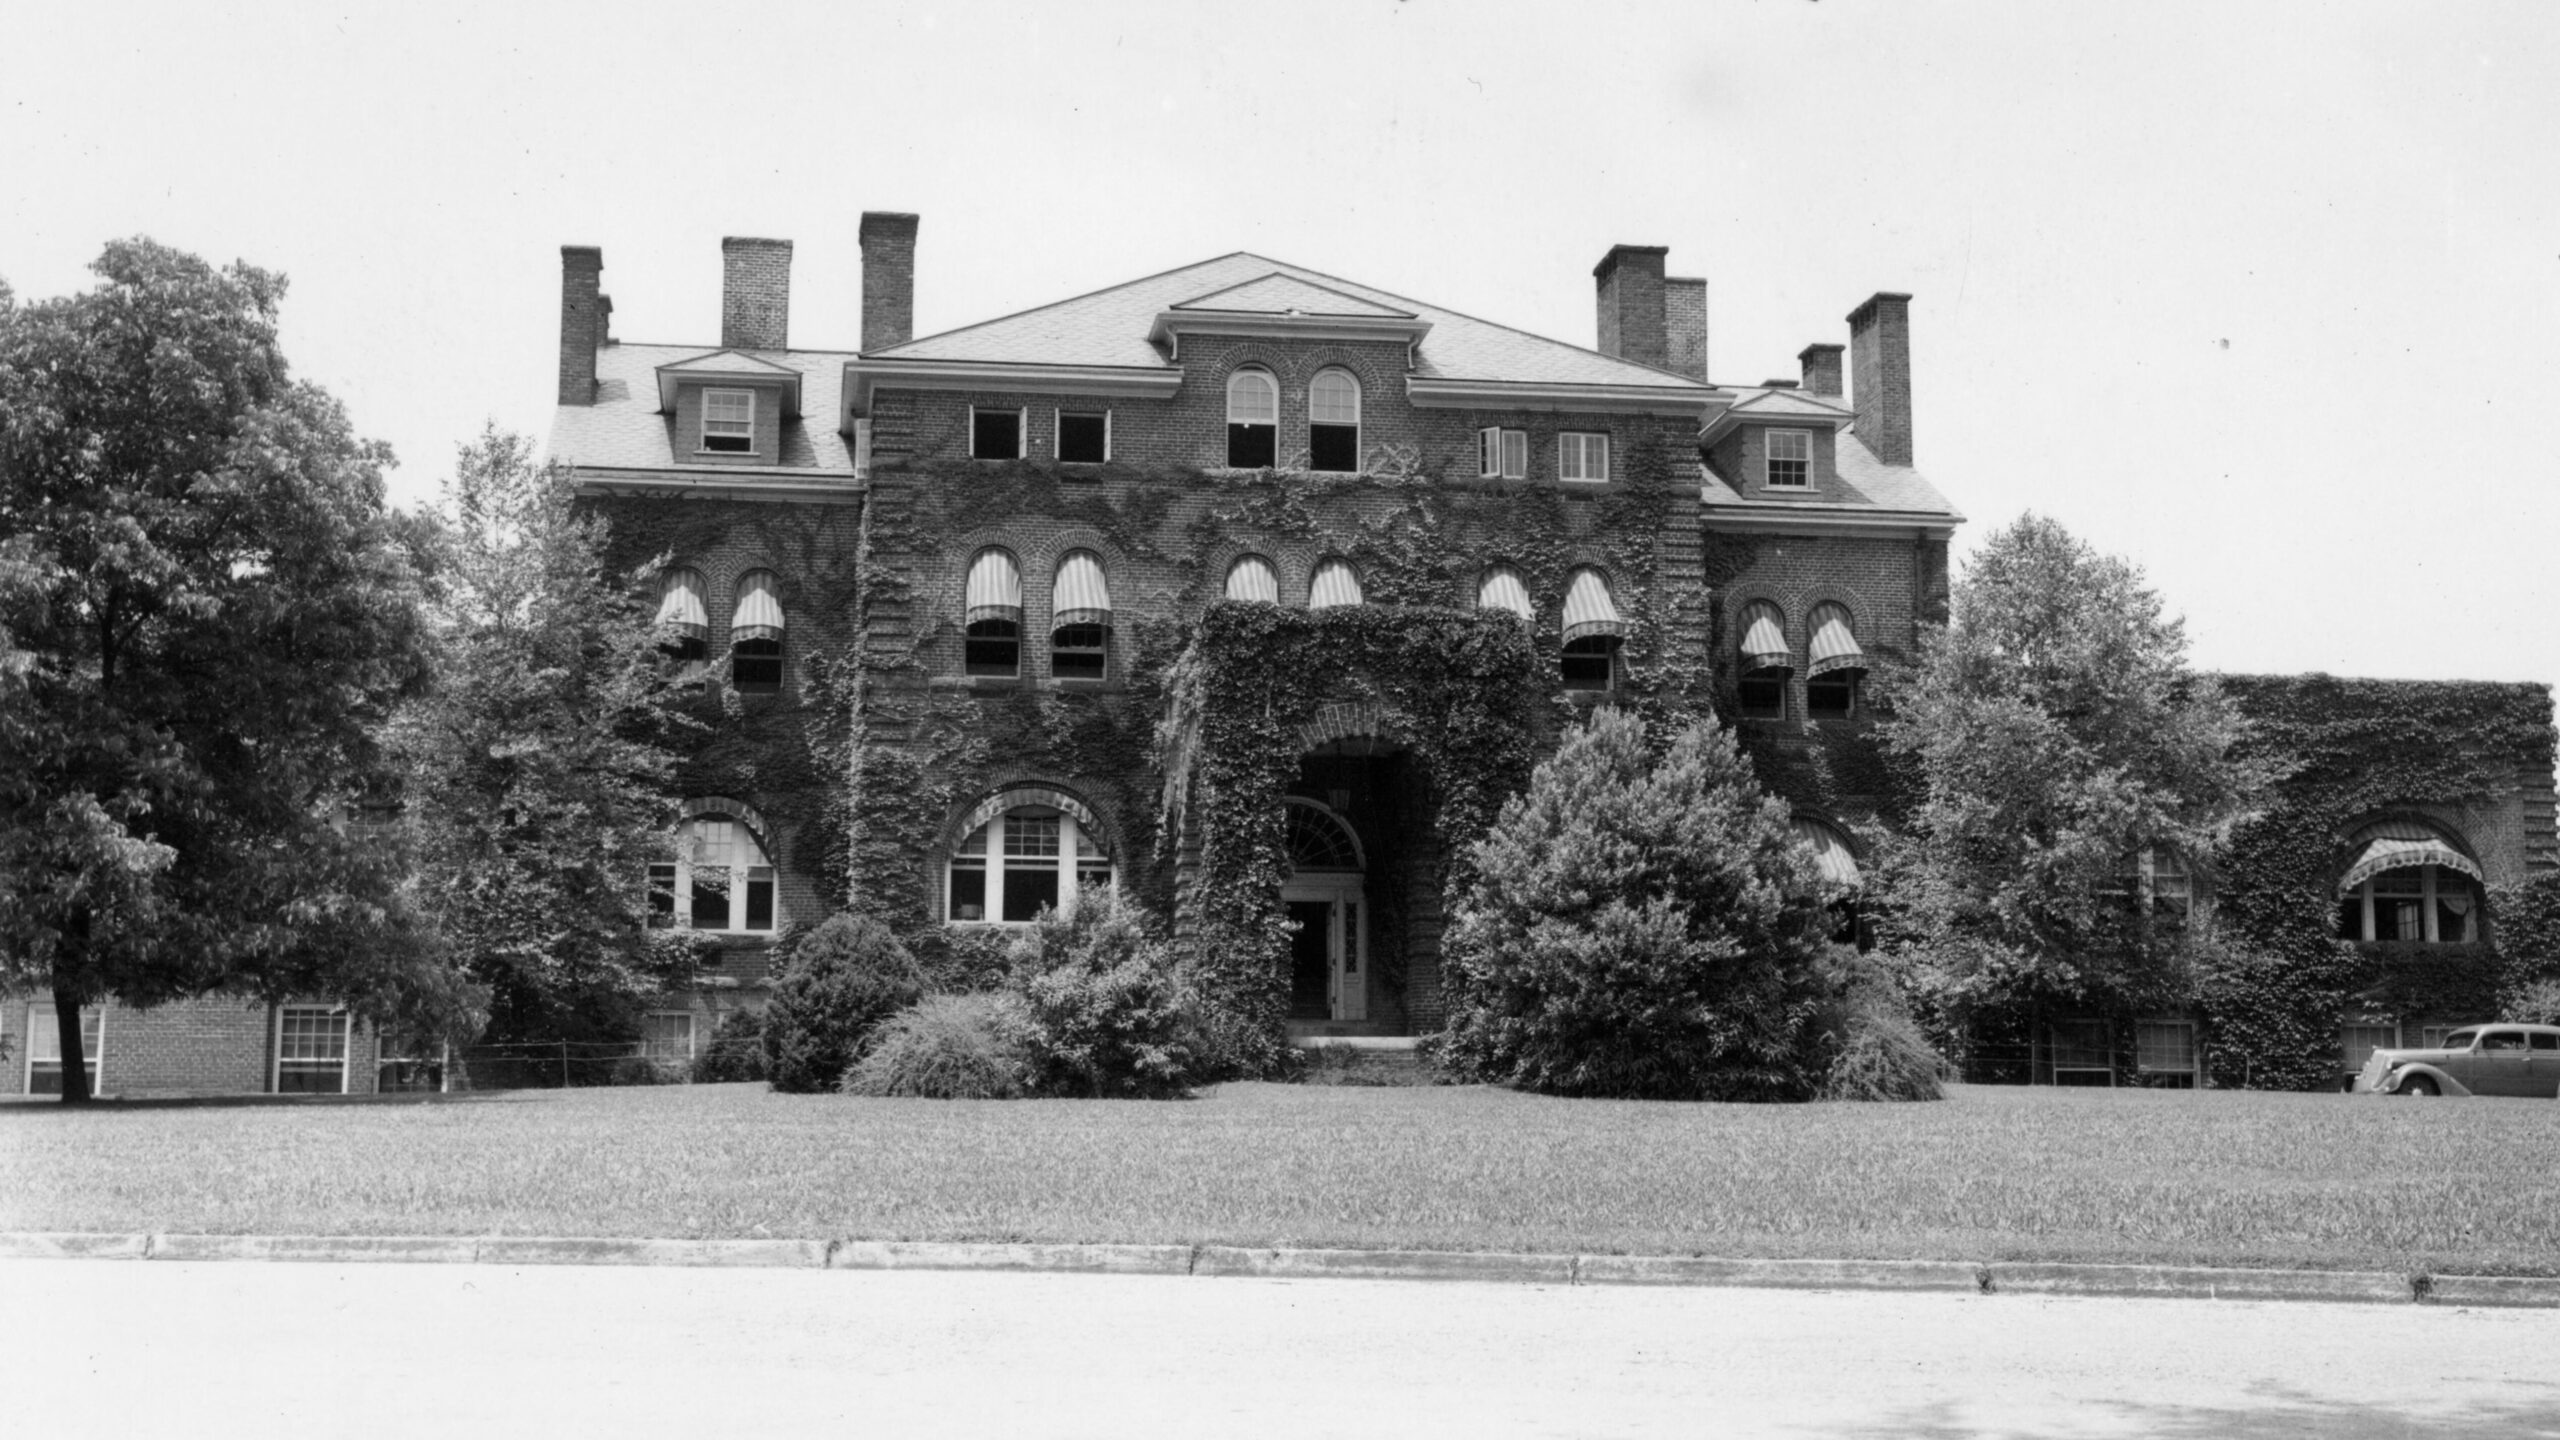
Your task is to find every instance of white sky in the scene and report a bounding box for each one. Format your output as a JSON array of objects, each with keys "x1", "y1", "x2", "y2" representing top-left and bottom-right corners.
[{"x1": 7, "y1": 0, "x2": 2557, "y2": 686}]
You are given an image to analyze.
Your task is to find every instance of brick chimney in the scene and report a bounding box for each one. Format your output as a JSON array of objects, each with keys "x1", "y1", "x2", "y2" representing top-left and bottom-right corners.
[
  {"x1": 1798, "y1": 342, "x2": 1844, "y2": 398},
  {"x1": 1593, "y1": 244, "x2": 1669, "y2": 369},
  {"x1": 558, "y1": 245, "x2": 603, "y2": 406},
  {"x1": 1847, "y1": 293, "x2": 1913, "y2": 465},
  {"x1": 859, "y1": 211, "x2": 920, "y2": 352},
  {"x1": 1664, "y1": 276, "x2": 1710, "y2": 382},
  {"x1": 721, "y1": 237, "x2": 793, "y2": 351}
]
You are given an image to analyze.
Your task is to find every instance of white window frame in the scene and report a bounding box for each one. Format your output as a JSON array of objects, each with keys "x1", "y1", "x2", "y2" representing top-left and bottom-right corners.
[
  {"x1": 1765, "y1": 429, "x2": 1813, "y2": 488},
  {"x1": 970, "y1": 406, "x2": 1027, "y2": 461},
  {"x1": 701, "y1": 388, "x2": 756, "y2": 454},
  {"x1": 642, "y1": 1011, "x2": 698, "y2": 1062},
  {"x1": 1226, "y1": 370, "x2": 1279, "y2": 426},
  {"x1": 26, "y1": 1004, "x2": 105, "y2": 1095},
  {"x1": 1308, "y1": 369, "x2": 1362, "y2": 473},
  {"x1": 947, "y1": 807, "x2": 1113, "y2": 926},
  {"x1": 272, "y1": 1005, "x2": 351, "y2": 1095},
  {"x1": 1478, "y1": 427, "x2": 1528, "y2": 480},
  {"x1": 2345, "y1": 864, "x2": 2475, "y2": 943},
  {"x1": 2134, "y1": 1017, "x2": 2199, "y2": 1083},
  {"x1": 1054, "y1": 407, "x2": 1112, "y2": 464},
  {"x1": 1558, "y1": 431, "x2": 1611, "y2": 484},
  {"x1": 656, "y1": 818, "x2": 780, "y2": 935}
]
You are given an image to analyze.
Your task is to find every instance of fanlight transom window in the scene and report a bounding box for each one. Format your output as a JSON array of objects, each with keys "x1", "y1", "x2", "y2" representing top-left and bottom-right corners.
[{"x1": 1285, "y1": 799, "x2": 1364, "y2": 873}]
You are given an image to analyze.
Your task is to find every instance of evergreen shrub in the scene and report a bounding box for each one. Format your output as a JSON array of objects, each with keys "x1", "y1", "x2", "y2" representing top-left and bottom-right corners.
[
  {"x1": 1007, "y1": 890, "x2": 1204, "y2": 1098},
  {"x1": 1439, "y1": 709, "x2": 1837, "y2": 1101},
  {"x1": 690, "y1": 1007, "x2": 768, "y2": 1084},
  {"x1": 840, "y1": 992, "x2": 1034, "y2": 1099},
  {"x1": 761, "y1": 915, "x2": 925, "y2": 1093}
]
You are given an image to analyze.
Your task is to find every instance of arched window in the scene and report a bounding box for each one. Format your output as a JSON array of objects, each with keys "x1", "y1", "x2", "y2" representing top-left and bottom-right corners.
[
  {"x1": 2336, "y1": 820, "x2": 2483, "y2": 942},
  {"x1": 946, "y1": 794, "x2": 1113, "y2": 924},
  {"x1": 1051, "y1": 550, "x2": 1112, "y2": 681},
  {"x1": 1226, "y1": 554, "x2": 1280, "y2": 604},
  {"x1": 730, "y1": 569, "x2": 785, "y2": 693},
  {"x1": 1560, "y1": 567, "x2": 1625, "y2": 692},
  {"x1": 1793, "y1": 815, "x2": 1864, "y2": 946},
  {"x1": 657, "y1": 567, "x2": 710, "y2": 673},
  {"x1": 963, "y1": 549, "x2": 1022, "y2": 677},
  {"x1": 1226, "y1": 369, "x2": 1278, "y2": 468},
  {"x1": 1308, "y1": 368, "x2": 1361, "y2": 473},
  {"x1": 647, "y1": 815, "x2": 777, "y2": 934},
  {"x1": 1805, "y1": 602, "x2": 1865, "y2": 719},
  {"x1": 1308, "y1": 558, "x2": 1364, "y2": 610},
  {"x1": 1285, "y1": 798, "x2": 1364, "y2": 872},
  {"x1": 1736, "y1": 600, "x2": 1790, "y2": 719},
  {"x1": 1477, "y1": 565, "x2": 1532, "y2": 620}
]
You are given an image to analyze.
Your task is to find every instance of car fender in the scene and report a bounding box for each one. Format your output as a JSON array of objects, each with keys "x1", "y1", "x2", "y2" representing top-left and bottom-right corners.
[{"x1": 2384, "y1": 1062, "x2": 2472, "y2": 1096}]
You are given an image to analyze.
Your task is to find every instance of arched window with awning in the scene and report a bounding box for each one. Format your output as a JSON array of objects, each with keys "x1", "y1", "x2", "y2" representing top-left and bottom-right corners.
[
  {"x1": 657, "y1": 567, "x2": 710, "y2": 673},
  {"x1": 1736, "y1": 600, "x2": 1790, "y2": 719},
  {"x1": 1805, "y1": 602, "x2": 1864, "y2": 718},
  {"x1": 730, "y1": 569, "x2": 785, "y2": 693},
  {"x1": 1051, "y1": 550, "x2": 1112, "y2": 680},
  {"x1": 1792, "y1": 815, "x2": 1865, "y2": 947},
  {"x1": 1226, "y1": 554, "x2": 1280, "y2": 604},
  {"x1": 1477, "y1": 565, "x2": 1532, "y2": 621},
  {"x1": 2336, "y1": 818, "x2": 2483, "y2": 942},
  {"x1": 964, "y1": 548, "x2": 1022, "y2": 677},
  {"x1": 1308, "y1": 558, "x2": 1363, "y2": 610},
  {"x1": 1560, "y1": 568, "x2": 1624, "y2": 692}
]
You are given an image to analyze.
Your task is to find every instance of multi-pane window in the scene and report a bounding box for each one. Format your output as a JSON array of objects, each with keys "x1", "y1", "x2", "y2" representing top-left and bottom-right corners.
[
  {"x1": 1227, "y1": 370, "x2": 1278, "y2": 468},
  {"x1": 650, "y1": 817, "x2": 778, "y2": 934},
  {"x1": 1308, "y1": 369, "x2": 1360, "y2": 473},
  {"x1": 26, "y1": 1005, "x2": 102, "y2": 1096},
  {"x1": 1477, "y1": 427, "x2": 1528, "y2": 480},
  {"x1": 1050, "y1": 550, "x2": 1112, "y2": 681},
  {"x1": 730, "y1": 570, "x2": 785, "y2": 693},
  {"x1": 947, "y1": 805, "x2": 1113, "y2": 924},
  {"x1": 701, "y1": 389, "x2": 755, "y2": 454},
  {"x1": 642, "y1": 1012, "x2": 697, "y2": 1063},
  {"x1": 1057, "y1": 410, "x2": 1109, "y2": 465},
  {"x1": 1766, "y1": 429, "x2": 1812, "y2": 488},
  {"x1": 964, "y1": 549, "x2": 1023, "y2": 677},
  {"x1": 276, "y1": 1007, "x2": 349, "y2": 1095},
  {"x1": 2338, "y1": 864, "x2": 2478, "y2": 942},
  {"x1": 2136, "y1": 1020, "x2": 2198, "y2": 1087},
  {"x1": 1558, "y1": 432, "x2": 1610, "y2": 484},
  {"x1": 971, "y1": 407, "x2": 1024, "y2": 460}
]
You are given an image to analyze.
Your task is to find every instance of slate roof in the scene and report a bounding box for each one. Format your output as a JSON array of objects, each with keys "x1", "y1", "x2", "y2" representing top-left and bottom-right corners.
[
  {"x1": 1698, "y1": 384, "x2": 1962, "y2": 521},
  {"x1": 869, "y1": 252, "x2": 1710, "y2": 390},
  {"x1": 549, "y1": 342, "x2": 856, "y2": 473}
]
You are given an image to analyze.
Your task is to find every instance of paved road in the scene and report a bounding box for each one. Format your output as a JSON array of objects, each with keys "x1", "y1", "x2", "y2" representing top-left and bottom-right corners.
[{"x1": 7, "y1": 1259, "x2": 2558, "y2": 1437}]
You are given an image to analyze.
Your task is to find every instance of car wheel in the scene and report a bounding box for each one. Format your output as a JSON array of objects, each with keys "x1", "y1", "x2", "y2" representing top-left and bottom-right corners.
[{"x1": 2400, "y1": 1075, "x2": 2439, "y2": 1097}]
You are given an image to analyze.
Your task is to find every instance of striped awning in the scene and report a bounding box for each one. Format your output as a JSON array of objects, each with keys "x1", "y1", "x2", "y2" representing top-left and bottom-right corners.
[
  {"x1": 1807, "y1": 602, "x2": 1864, "y2": 676},
  {"x1": 1226, "y1": 554, "x2": 1279, "y2": 604},
  {"x1": 656, "y1": 568, "x2": 709, "y2": 639},
  {"x1": 1739, "y1": 601, "x2": 1790, "y2": 674},
  {"x1": 964, "y1": 549, "x2": 1022, "y2": 627},
  {"x1": 732, "y1": 570, "x2": 784, "y2": 643},
  {"x1": 1793, "y1": 818, "x2": 1861, "y2": 887},
  {"x1": 1309, "y1": 559, "x2": 1364, "y2": 610},
  {"x1": 1477, "y1": 566, "x2": 1532, "y2": 620},
  {"x1": 1052, "y1": 550, "x2": 1112, "y2": 631},
  {"x1": 2337, "y1": 819, "x2": 2482, "y2": 895},
  {"x1": 1561, "y1": 569, "x2": 1625, "y2": 646}
]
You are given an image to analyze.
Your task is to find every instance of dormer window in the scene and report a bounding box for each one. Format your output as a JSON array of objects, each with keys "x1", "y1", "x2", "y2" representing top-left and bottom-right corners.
[
  {"x1": 1766, "y1": 429, "x2": 1812, "y2": 488},
  {"x1": 702, "y1": 389, "x2": 755, "y2": 454},
  {"x1": 1308, "y1": 369, "x2": 1360, "y2": 473},
  {"x1": 1228, "y1": 370, "x2": 1278, "y2": 468}
]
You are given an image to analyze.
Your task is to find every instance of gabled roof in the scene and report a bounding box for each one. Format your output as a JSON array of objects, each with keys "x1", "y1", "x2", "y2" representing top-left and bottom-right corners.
[
  {"x1": 1170, "y1": 273, "x2": 1417, "y2": 319},
  {"x1": 1699, "y1": 385, "x2": 1962, "y2": 531},
  {"x1": 653, "y1": 348, "x2": 805, "y2": 414},
  {"x1": 1697, "y1": 386, "x2": 1858, "y2": 447},
  {"x1": 866, "y1": 252, "x2": 1711, "y2": 391},
  {"x1": 551, "y1": 342, "x2": 856, "y2": 475}
]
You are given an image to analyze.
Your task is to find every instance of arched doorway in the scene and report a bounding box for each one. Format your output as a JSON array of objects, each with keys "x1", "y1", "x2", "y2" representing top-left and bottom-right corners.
[{"x1": 1281, "y1": 798, "x2": 1367, "y2": 1022}]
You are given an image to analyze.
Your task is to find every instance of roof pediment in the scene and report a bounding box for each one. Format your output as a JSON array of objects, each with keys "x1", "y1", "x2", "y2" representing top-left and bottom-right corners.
[
  {"x1": 1698, "y1": 386, "x2": 1857, "y2": 446},
  {"x1": 1169, "y1": 273, "x2": 1417, "y2": 319},
  {"x1": 655, "y1": 349, "x2": 803, "y2": 415}
]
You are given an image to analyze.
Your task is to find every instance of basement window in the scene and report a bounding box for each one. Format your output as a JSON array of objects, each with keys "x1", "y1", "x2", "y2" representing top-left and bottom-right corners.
[
  {"x1": 971, "y1": 407, "x2": 1024, "y2": 461},
  {"x1": 1057, "y1": 410, "x2": 1109, "y2": 465},
  {"x1": 1478, "y1": 427, "x2": 1528, "y2": 480},
  {"x1": 701, "y1": 389, "x2": 755, "y2": 454},
  {"x1": 1766, "y1": 429, "x2": 1812, "y2": 488}
]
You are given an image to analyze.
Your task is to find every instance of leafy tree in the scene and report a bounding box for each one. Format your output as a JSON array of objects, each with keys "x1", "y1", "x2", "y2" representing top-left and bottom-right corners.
[
  {"x1": 388, "y1": 428, "x2": 700, "y2": 1046},
  {"x1": 0, "y1": 240, "x2": 441, "y2": 1100},
  {"x1": 1439, "y1": 708, "x2": 1837, "y2": 1100},
  {"x1": 1867, "y1": 513, "x2": 2276, "y2": 1026}
]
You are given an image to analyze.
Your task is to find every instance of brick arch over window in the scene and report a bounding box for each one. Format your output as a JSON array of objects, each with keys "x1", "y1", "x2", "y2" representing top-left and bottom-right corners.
[
  {"x1": 681, "y1": 796, "x2": 774, "y2": 859},
  {"x1": 1298, "y1": 701, "x2": 1406, "y2": 754},
  {"x1": 950, "y1": 784, "x2": 1108, "y2": 854}
]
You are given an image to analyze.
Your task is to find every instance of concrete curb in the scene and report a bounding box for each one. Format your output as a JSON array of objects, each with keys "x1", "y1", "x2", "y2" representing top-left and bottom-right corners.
[{"x1": 3, "y1": 1232, "x2": 2554, "y2": 1307}]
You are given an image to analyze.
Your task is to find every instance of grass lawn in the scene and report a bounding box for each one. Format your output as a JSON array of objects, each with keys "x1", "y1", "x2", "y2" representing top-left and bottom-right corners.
[{"x1": 6, "y1": 1082, "x2": 2557, "y2": 1275}]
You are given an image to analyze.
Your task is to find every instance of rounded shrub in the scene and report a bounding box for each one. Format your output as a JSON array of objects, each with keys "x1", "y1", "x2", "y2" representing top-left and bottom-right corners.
[
  {"x1": 761, "y1": 914, "x2": 925, "y2": 1093},
  {"x1": 1009, "y1": 889, "x2": 1203, "y2": 1099},
  {"x1": 690, "y1": 1006, "x2": 769, "y2": 1084},
  {"x1": 841, "y1": 992, "x2": 1034, "y2": 1099}
]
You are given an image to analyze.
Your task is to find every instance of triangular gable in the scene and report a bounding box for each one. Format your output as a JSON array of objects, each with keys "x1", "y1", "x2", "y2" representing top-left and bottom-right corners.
[
  {"x1": 1170, "y1": 273, "x2": 1416, "y2": 319},
  {"x1": 657, "y1": 349, "x2": 802, "y2": 376},
  {"x1": 1724, "y1": 387, "x2": 1856, "y2": 420}
]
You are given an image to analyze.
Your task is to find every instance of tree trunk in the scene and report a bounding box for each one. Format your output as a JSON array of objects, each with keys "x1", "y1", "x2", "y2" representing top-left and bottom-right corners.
[{"x1": 52, "y1": 980, "x2": 93, "y2": 1104}]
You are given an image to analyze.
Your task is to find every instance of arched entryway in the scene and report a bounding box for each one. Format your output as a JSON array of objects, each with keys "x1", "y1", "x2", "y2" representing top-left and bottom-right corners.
[{"x1": 1282, "y1": 798, "x2": 1367, "y2": 1022}]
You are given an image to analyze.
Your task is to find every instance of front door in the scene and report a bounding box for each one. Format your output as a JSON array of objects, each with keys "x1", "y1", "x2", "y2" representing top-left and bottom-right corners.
[
  {"x1": 1282, "y1": 887, "x2": 1366, "y2": 1022},
  {"x1": 1286, "y1": 900, "x2": 1332, "y2": 1020}
]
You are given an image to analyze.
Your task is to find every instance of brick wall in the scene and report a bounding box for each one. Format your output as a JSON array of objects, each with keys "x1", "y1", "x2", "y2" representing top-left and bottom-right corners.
[{"x1": 0, "y1": 996, "x2": 383, "y2": 1099}]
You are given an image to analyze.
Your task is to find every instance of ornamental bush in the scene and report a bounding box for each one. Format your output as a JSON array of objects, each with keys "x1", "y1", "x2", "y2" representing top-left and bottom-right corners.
[
  {"x1": 1810, "y1": 949, "x2": 1947, "y2": 1102},
  {"x1": 1439, "y1": 709, "x2": 1837, "y2": 1101},
  {"x1": 841, "y1": 992, "x2": 1035, "y2": 1099},
  {"x1": 1006, "y1": 890, "x2": 1203, "y2": 1099},
  {"x1": 761, "y1": 915, "x2": 925, "y2": 1093},
  {"x1": 690, "y1": 1006, "x2": 768, "y2": 1084}
]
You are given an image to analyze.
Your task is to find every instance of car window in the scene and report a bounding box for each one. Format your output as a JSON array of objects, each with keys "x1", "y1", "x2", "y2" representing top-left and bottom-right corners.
[
  {"x1": 2532, "y1": 1032, "x2": 2559, "y2": 1052},
  {"x1": 2442, "y1": 1029, "x2": 2477, "y2": 1050},
  {"x1": 2481, "y1": 1030, "x2": 2526, "y2": 1052}
]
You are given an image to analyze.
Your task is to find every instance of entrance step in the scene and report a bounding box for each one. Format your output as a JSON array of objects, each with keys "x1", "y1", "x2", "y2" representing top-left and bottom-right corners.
[{"x1": 1285, "y1": 1025, "x2": 1413, "y2": 1046}]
